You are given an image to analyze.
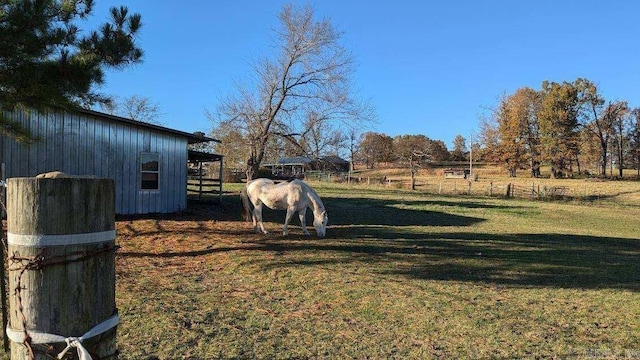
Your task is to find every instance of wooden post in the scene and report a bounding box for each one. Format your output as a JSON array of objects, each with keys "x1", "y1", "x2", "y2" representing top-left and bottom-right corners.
[
  {"x1": 218, "y1": 158, "x2": 223, "y2": 203},
  {"x1": 489, "y1": 182, "x2": 493, "y2": 197},
  {"x1": 6, "y1": 177, "x2": 117, "y2": 360},
  {"x1": 1, "y1": 163, "x2": 7, "y2": 352},
  {"x1": 531, "y1": 183, "x2": 535, "y2": 199},
  {"x1": 198, "y1": 161, "x2": 203, "y2": 201}
]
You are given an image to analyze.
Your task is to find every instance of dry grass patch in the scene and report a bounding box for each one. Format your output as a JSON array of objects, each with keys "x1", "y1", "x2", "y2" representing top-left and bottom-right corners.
[{"x1": 107, "y1": 184, "x2": 639, "y2": 359}]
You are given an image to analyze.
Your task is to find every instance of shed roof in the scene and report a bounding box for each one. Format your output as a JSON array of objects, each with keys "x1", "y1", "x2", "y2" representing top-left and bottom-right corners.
[
  {"x1": 188, "y1": 150, "x2": 223, "y2": 162},
  {"x1": 278, "y1": 156, "x2": 313, "y2": 165},
  {"x1": 77, "y1": 108, "x2": 220, "y2": 144},
  {"x1": 320, "y1": 155, "x2": 349, "y2": 164}
]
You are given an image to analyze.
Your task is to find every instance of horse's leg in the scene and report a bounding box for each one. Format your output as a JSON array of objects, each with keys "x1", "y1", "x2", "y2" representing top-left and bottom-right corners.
[
  {"x1": 253, "y1": 203, "x2": 268, "y2": 234},
  {"x1": 298, "y1": 209, "x2": 310, "y2": 236},
  {"x1": 283, "y1": 207, "x2": 295, "y2": 236}
]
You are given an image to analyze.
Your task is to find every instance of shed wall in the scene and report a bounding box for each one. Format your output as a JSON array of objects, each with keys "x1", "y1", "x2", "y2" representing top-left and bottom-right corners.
[{"x1": 0, "y1": 109, "x2": 188, "y2": 214}]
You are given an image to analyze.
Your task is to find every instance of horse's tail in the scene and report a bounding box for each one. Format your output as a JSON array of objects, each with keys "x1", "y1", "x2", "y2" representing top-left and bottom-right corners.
[{"x1": 240, "y1": 184, "x2": 252, "y2": 222}]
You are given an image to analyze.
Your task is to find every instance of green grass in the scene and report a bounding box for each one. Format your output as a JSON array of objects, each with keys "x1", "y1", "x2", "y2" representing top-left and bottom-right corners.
[{"x1": 6, "y1": 181, "x2": 639, "y2": 359}]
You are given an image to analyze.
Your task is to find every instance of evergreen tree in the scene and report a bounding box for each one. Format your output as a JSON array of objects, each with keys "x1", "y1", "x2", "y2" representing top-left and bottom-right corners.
[{"x1": 0, "y1": 0, "x2": 143, "y2": 142}]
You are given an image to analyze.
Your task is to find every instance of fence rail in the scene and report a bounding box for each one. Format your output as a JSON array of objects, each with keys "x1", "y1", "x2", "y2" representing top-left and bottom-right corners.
[
  {"x1": 187, "y1": 176, "x2": 222, "y2": 202},
  {"x1": 313, "y1": 175, "x2": 589, "y2": 201}
]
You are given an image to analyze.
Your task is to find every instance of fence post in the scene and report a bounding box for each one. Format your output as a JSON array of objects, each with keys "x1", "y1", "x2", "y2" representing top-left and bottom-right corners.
[
  {"x1": 6, "y1": 177, "x2": 117, "y2": 360},
  {"x1": 489, "y1": 182, "x2": 493, "y2": 197},
  {"x1": 439, "y1": 181, "x2": 442, "y2": 194},
  {"x1": 218, "y1": 161, "x2": 224, "y2": 203},
  {"x1": 531, "y1": 183, "x2": 535, "y2": 199},
  {"x1": 198, "y1": 162, "x2": 203, "y2": 201},
  {"x1": 506, "y1": 183, "x2": 512, "y2": 197}
]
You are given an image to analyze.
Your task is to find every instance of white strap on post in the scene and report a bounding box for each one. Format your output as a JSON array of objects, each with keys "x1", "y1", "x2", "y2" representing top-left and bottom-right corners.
[
  {"x1": 7, "y1": 230, "x2": 116, "y2": 247},
  {"x1": 6, "y1": 314, "x2": 119, "y2": 360}
]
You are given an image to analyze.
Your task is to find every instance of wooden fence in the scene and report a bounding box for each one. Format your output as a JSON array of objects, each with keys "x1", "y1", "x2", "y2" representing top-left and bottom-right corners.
[
  {"x1": 337, "y1": 177, "x2": 576, "y2": 201},
  {"x1": 187, "y1": 176, "x2": 222, "y2": 202}
]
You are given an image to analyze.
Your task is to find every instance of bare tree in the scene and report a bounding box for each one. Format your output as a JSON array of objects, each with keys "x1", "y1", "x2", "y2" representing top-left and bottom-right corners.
[
  {"x1": 630, "y1": 109, "x2": 640, "y2": 177},
  {"x1": 210, "y1": 4, "x2": 374, "y2": 179},
  {"x1": 101, "y1": 95, "x2": 164, "y2": 124}
]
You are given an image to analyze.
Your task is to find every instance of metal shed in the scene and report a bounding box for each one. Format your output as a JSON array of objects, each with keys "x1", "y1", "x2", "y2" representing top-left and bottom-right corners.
[{"x1": 0, "y1": 107, "x2": 220, "y2": 215}]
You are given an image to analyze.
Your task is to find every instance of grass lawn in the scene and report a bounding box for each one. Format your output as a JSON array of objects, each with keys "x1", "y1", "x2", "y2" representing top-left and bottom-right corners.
[{"x1": 105, "y1": 181, "x2": 640, "y2": 359}]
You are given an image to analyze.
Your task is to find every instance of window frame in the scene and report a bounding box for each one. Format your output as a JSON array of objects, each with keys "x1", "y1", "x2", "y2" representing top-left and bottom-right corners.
[{"x1": 140, "y1": 152, "x2": 160, "y2": 191}]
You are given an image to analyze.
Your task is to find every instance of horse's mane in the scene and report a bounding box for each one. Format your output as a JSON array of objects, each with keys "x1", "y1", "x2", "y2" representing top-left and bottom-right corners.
[{"x1": 294, "y1": 179, "x2": 325, "y2": 211}]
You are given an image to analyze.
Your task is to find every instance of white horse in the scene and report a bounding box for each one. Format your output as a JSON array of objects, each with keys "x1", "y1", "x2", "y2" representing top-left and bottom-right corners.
[{"x1": 240, "y1": 178, "x2": 328, "y2": 237}]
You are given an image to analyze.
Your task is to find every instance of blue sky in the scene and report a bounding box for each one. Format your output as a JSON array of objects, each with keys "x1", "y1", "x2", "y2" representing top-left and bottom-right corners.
[{"x1": 89, "y1": 1, "x2": 640, "y2": 149}]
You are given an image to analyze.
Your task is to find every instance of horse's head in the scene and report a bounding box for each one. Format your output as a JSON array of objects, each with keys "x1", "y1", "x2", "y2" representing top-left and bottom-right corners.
[{"x1": 313, "y1": 210, "x2": 328, "y2": 237}]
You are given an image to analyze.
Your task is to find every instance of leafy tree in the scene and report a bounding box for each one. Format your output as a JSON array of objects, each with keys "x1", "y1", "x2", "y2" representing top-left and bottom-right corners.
[
  {"x1": 538, "y1": 80, "x2": 581, "y2": 178},
  {"x1": 359, "y1": 132, "x2": 393, "y2": 169},
  {"x1": 427, "y1": 139, "x2": 450, "y2": 162},
  {"x1": 394, "y1": 134, "x2": 430, "y2": 189},
  {"x1": 393, "y1": 135, "x2": 430, "y2": 165},
  {"x1": 0, "y1": 0, "x2": 143, "y2": 142},
  {"x1": 450, "y1": 134, "x2": 467, "y2": 161},
  {"x1": 211, "y1": 4, "x2": 374, "y2": 179},
  {"x1": 496, "y1": 88, "x2": 541, "y2": 177}
]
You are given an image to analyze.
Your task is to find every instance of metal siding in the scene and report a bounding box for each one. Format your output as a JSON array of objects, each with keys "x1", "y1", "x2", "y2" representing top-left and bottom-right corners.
[
  {"x1": 1, "y1": 108, "x2": 191, "y2": 214},
  {"x1": 101, "y1": 120, "x2": 110, "y2": 179},
  {"x1": 161, "y1": 135, "x2": 170, "y2": 212},
  {"x1": 168, "y1": 137, "x2": 178, "y2": 212},
  {"x1": 154, "y1": 134, "x2": 162, "y2": 213},
  {"x1": 52, "y1": 112, "x2": 64, "y2": 171},
  {"x1": 115, "y1": 123, "x2": 125, "y2": 213},
  {"x1": 137, "y1": 131, "x2": 145, "y2": 214},
  {"x1": 125, "y1": 124, "x2": 136, "y2": 215},
  {"x1": 158, "y1": 138, "x2": 171, "y2": 211},
  {"x1": 176, "y1": 136, "x2": 188, "y2": 211}
]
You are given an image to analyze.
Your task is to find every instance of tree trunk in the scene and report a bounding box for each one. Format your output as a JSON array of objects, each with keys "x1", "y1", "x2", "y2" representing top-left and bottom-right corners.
[{"x1": 410, "y1": 157, "x2": 416, "y2": 190}]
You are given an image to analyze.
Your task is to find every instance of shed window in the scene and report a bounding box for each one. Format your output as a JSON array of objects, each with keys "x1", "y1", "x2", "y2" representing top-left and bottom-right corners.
[{"x1": 141, "y1": 153, "x2": 159, "y2": 190}]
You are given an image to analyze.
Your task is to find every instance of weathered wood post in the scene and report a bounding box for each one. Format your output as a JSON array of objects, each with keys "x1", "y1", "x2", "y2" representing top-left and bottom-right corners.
[{"x1": 6, "y1": 176, "x2": 117, "y2": 360}]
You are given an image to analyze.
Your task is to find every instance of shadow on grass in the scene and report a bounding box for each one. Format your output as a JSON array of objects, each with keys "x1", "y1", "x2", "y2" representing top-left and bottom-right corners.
[
  {"x1": 247, "y1": 231, "x2": 640, "y2": 291},
  {"x1": 118, "y1": 192, "x2": 639, "y2": 291}
]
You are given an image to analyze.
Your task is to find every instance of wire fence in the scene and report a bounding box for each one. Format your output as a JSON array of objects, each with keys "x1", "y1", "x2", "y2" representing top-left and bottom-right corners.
[{"x1": 306, "y1": 172, "x2": 613, "y2": 202}]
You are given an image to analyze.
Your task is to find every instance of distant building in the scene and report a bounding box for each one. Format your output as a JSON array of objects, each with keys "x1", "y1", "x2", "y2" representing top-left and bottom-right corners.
[
  {"x1": 318, "y1": 155, "x2": 350, "y2": 173},
  {"x1": 262, "y1": 155, "x2": 350, "y2": 177},
  {"x1": 0, "y1": 107, "x2": 220, "y2": 214}
]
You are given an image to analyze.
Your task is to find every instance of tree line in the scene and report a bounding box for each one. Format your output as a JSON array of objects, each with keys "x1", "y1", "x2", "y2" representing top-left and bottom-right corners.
[
  {"x1": 478, "y1": 78, "x2": 640, "y2": 178},
  {"x1": 5, "y1": 3, "x2": 639, "y2": 180}
]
